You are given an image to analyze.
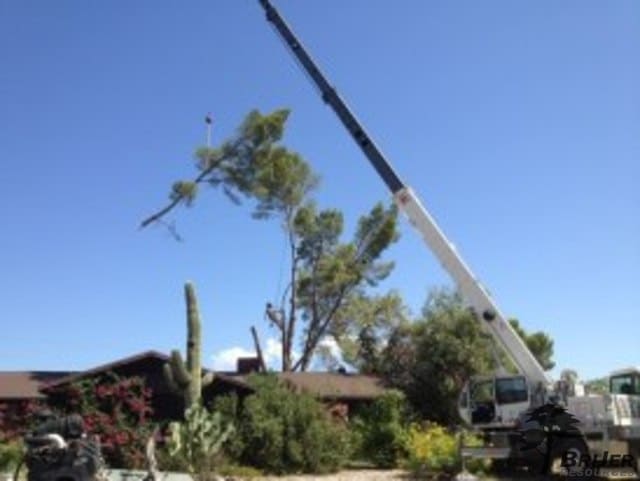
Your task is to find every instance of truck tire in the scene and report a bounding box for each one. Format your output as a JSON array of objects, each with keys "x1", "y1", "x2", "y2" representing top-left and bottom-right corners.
[{"x1": 549, "y1": 436, "x2": 589, "y2": 478}]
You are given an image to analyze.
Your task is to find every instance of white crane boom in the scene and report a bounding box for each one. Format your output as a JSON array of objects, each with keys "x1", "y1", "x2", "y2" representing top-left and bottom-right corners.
[
  {"x1": 258, "y1": 0, "x2": 551, "y2": 391},
  {"x1": 396, "y1": 187, "x2": 550, "y2": 389}
]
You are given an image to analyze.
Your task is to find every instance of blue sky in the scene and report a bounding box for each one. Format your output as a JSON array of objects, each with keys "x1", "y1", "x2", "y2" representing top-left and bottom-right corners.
[{"x1": 1, "y1": 1, "x2": 638, "y2": 381}]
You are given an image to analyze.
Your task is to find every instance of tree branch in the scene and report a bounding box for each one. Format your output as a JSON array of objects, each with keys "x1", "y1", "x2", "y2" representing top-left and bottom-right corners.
[
  {"x1": 140, "y1": 198, "x2": 183, "y2": 230},
  {"x1": 139, "y1": 139, "x2": 244, "y2": 230},
  {"x1": 251, "y1": 325, "x2": 268, "y2": 373},
  {"x1": 294, "y1": 282, "x2": 353, "y2": 371},
  {"x1": 293, "y1": 239, "x2": 376, "y2": 372},
  {"x1": 296, "y1": 252, "x2": 321, "y2": 371},
  {"x1": 283, "y1": 209, "x2": 298, "y2": 371}
]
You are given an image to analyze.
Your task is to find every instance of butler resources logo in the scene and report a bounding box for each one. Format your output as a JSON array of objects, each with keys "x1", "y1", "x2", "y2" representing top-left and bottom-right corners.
[{"x1": 517, "y1": 402, "x2": 636, "y2": 477}]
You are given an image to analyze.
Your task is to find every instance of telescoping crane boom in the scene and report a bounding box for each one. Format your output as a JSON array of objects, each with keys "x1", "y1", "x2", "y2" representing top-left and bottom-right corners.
[{"x1": 257, "y1": 0, "x2": 551, "y2": 396}]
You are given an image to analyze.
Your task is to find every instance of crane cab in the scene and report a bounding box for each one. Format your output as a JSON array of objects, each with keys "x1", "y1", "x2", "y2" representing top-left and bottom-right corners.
[
  {"x1": 610, "y1": 367, "x2": 640, "y2": 396},
  {"x1": 607, "y1": 367, "x2": 640, "y2": 441},
  {"x1": 459, "y1": 374, "x2": 531, "y2": 429}
]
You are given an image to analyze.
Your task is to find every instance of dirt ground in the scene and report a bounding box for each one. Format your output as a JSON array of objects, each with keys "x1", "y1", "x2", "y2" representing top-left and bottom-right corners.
[{"x1": 251, "y1": 470, "x2": 407, "y2": 481}]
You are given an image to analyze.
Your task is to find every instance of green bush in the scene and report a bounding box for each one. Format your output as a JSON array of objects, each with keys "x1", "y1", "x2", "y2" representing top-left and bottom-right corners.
[
  {"x1": 0, "y1": 440, "x2": 24, "y2": 474},
  {"x1": 155, "y1": 444, "x2": 190, "y2": 473},
  {"x1": 210, "y1": 393, "x2": 244, "y2": 462},
  {"x1": 234, "y1": 374, "x2": 351, "y2": 474},
  {"x1": 405, "y1": 423, "x2": 457, "y2": 475},
  {"x1": 351, "y1": 390, "x2": 408, "y2": 468},
  {"x1": 404, "y1": 423, "x2": 491, "y2": 477}
]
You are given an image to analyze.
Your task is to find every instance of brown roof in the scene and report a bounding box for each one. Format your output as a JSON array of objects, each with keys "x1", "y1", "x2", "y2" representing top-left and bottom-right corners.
[
  {"x1": 0, "y1": 371, "x2": 74, "y2": 400},
  {"x1": 1, "y1": 351, "x2": 387, "y2": 403},
  {"x1": 221, "y1": 372, "x2": 388, "y2": 401},
  {"x1": 278, "y1": 372, "x2": 388, "y2": 400},
  {"x1": 41, "y1": 350, "x2": 169, "y2": 390}
]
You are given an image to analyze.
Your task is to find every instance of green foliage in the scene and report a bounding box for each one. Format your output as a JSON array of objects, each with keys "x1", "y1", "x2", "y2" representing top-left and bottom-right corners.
[
  {"x1": 166, "y1": 403, "x2": 234, "y2": 481},
  {"x1": 142, "y1": 108, "x2": 295, "y2": 227},
  {"x1": 164, "y1": 282, "x2": 213, "y2": 410},
  {"x1": 210, "y1": 393, "x2": 244, "y2": 461},
  {"x1": 358, "y1": 289, "x2": 558, "y2": 426},
  {"x1": 405, "y1": 423, "x2": 458, "y2": 475},
  {"x1": 249, "y1": 148, "x2": 318, "y2": 219},
  {"x1": 0, "y1": 440, "x2": 24, "y2": 473},
  {"x1": 294, "y1": 202, "x2": 399, "y2": 370},
  {"x1": 172, "y1": 109, "x2": 299, "y2": 216},
  {"x1": 404, "y1": 423, "x2": 492, "y2": 477},
  {"x1": 145, "y1": 108, "x2": 400, "y2": 371},
  {"x1": 585, "y1": 376, "x2": 609, "y2": 394},
  {"x1": 354, "y1": 203, "x2": 399, "y2": 270},
  {"x1": 238, "y1": 108, "x2": 290, "y2": 147},
  {"x1": 351, "y1": 390, "x2": 409, "y2": 468},
  {"x1": 234, "y1": 375, "x2": 350, "y2": 474},
  {"x1": 294, "y1": 201, "x2": 399, "y2": 303},
  {"x1": 509, "y1": 318, "x2": 555, "y2": 371},
  {"x1": 155, "y1": 445, "x2": 190, "y2": 473},
  {"x1": 170, "y1": 181, "x2": 198, "y2": 205},
  {"x1": 330, "y1": 291, "x2": 410, "y2": 374},
  {"x1": 404, "y1": 290, "x2": 495, "y2": 424},
  {"x1": 293, "y1": 202, "x2": 343, "y2": 261}
]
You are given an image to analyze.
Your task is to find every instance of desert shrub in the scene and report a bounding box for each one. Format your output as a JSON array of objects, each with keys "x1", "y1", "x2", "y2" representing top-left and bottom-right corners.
[
  {"x1": 0, "y1": 440, "x2": 24, "y2": 473},
  {"x1": 155, "y1": 443, "x2": 190, "y2": 473},
  {"x1": 351, "y1": 390, "x2": 409, "y2": 468},
  {"x1": 234, "y1": 374, "x2": 351, "y2": 474},
  {"x1": 405, "y1": 423, "x2": 458, "y2": 476},
  {"x1": 47, "y1": 373, "x2": 154, "y2": 469},
  {"x1": 404, "y1": 423, "x2": 491, "y2": 477},
  {"x1": 210, "y1": 393, "x2": 244, "y2": 461}
]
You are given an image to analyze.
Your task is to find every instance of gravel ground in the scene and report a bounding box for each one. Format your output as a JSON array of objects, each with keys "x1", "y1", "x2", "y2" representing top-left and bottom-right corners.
[
  {"x1": 250, "y1": 468, "x2": 638, "y2": 481},
  {"x1": 253, "y1": 470, "x2": 408, "y2": 481}
]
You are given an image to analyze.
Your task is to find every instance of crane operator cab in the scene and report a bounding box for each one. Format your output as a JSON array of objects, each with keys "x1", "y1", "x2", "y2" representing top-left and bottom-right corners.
[
  {"x1": 459, "y1": 374, "x2": 531, "y2": 429},
  {"x1": 607, "y1": 367, "x2": 640, "y2": 440}
]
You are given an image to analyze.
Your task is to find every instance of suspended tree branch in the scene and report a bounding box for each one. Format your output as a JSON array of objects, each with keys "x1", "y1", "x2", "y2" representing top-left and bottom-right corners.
[{"x1": 139, "y1": 138, "x2": 244, "y2": 230}]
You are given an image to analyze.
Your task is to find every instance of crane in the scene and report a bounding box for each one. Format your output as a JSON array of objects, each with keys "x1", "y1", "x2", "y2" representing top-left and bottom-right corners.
[
  {"x1": 256, "y1": 1, "x2": 640, "y2": 471},
  {"x1": 257, "y1": 0, "x2": 550, "y2": 423}
]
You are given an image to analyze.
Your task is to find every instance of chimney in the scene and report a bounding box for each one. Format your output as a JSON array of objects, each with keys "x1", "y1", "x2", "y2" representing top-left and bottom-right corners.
[{"x1": 237, "y1": 357, "x2": 262, "y2": 374}]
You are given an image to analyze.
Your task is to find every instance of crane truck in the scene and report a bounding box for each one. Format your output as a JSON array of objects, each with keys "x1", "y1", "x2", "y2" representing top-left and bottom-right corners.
[{"x1": 256, "y1": 0, "x2": 640, "y2": 474}]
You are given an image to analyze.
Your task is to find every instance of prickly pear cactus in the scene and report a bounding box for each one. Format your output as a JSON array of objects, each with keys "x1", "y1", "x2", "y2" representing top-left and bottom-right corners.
[
  {"x1": 164, "y1": 282, "x2": 214, "y2": 409},
  {"x1": 167, "y1": 403, "x2": 234, "y2": 477}
]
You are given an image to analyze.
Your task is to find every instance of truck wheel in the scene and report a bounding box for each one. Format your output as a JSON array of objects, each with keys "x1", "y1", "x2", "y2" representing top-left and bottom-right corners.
[{"x1": 549, "y1": 436, "x2": 589, "y2": 477}]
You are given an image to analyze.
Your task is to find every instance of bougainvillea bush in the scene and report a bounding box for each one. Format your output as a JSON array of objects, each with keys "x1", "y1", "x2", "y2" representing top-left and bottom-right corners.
[
  {"x1": 47, "y1": 373, "x2": 154, "y2": 469},
  {"x1": 0, "y1": 399, "x2": 43, "y2": 442}
]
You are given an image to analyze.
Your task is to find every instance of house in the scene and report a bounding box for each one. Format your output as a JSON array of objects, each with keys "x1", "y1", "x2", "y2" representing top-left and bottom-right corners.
[
  {"x1": 0, "y1": 371, "x2": 72, "y2": 402},
  {"x1": 208, "y1": 367, "x2": 387, "y2": 419},
  {"x1": 39, "y1": 350, "x2": 186, "y2": 420},
  {"x1": 0, "y1": 371, "x2": 72, "y2": 439},
  {"x1": 0, "y1": 350, "x2": 388, "y2": 432}
]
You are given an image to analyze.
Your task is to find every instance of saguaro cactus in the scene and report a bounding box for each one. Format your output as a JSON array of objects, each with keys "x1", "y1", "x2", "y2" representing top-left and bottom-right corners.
[{"x1": 164, "y1": 282, "x2": 214, "y2": 409}]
